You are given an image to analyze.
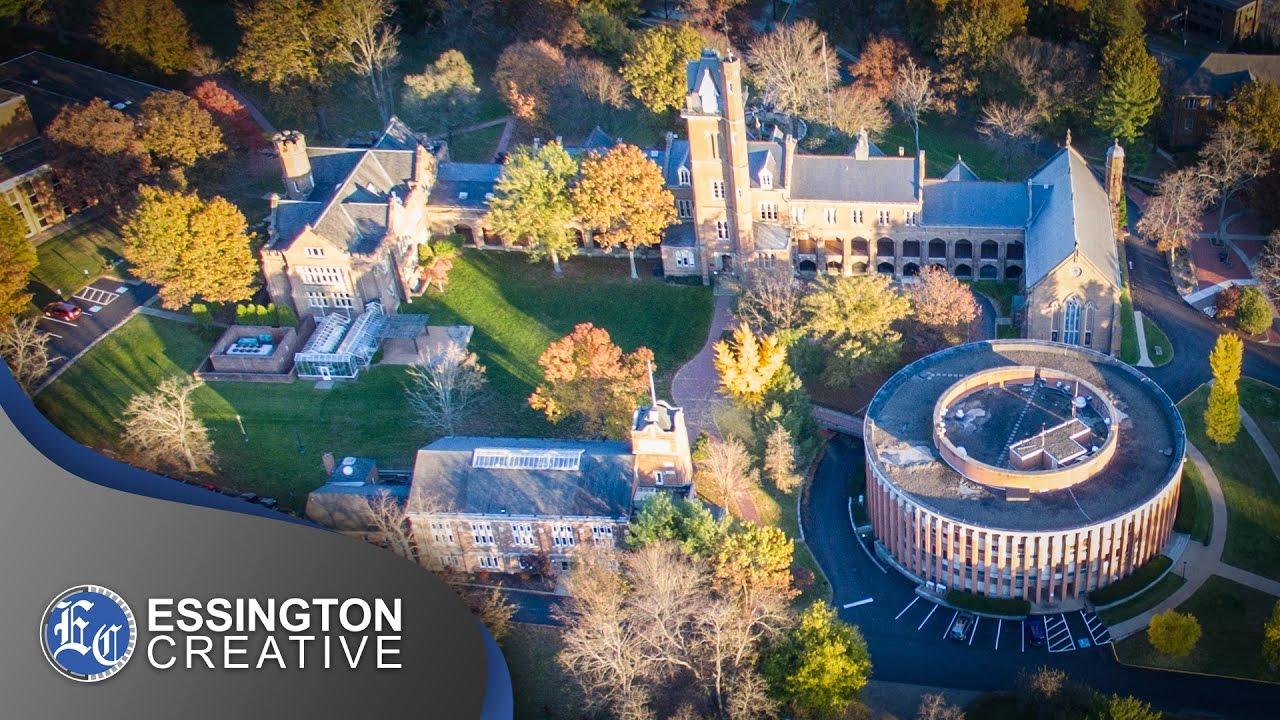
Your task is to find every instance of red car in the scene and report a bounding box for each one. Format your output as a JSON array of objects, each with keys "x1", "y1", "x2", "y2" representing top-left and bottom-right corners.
[{"x1": 43, "y1": 301, "x2": 82, "y2": 322}]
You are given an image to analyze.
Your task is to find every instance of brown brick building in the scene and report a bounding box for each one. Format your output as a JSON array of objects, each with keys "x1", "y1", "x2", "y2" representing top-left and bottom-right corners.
[
  {"x1": 1166, "y1": 53, "x2": 1280, "y2": 147},
  {"x1": 1182, "y1": 0, "x2": 1262, "y2": 45}
]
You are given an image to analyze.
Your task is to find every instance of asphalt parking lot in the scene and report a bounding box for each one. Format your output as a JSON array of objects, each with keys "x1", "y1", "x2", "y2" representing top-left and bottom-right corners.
[{"x1": 37, "y1": 279, "x2": 156, "y2": 371}]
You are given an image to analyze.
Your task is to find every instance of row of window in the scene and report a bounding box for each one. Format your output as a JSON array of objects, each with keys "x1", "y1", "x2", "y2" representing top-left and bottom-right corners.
[
  {"x1": 684, "y1": 194, "x2": 920, "y2": 228},
  {"x1": 430, "y1": 520, "x2": 615, "y2": 548},
  {"x1": 306, "y1": 291, "x2": 354, "y2": 309}
]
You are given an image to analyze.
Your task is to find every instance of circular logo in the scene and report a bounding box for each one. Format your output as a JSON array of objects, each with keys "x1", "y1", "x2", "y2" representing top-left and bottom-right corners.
[{"x1": 39, "y1": 585, "x2": 136, "y2": 682}]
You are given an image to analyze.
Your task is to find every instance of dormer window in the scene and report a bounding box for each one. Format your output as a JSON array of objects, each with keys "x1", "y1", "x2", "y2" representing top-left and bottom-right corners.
[
  {"x1": 697, "y1": 68, "x2": 719, "y2": 113},
  {"x1": 677, "y1": 166, "x2": 691, "y2": 186},
  {"x1": 759, "y1": 169, "x2": 773, "y2": 189}
]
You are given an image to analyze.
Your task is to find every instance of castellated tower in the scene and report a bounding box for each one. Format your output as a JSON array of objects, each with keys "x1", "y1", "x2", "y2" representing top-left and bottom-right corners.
[
  {"x1": 1105, "y1": 139, "x2": 1125, "y2": 225},
  {"x1": 682, "y1": 49, "x2": 756, "y2": 281},
  {"x1": 274, "y1": 130, "x2": 315, "y2": 201}
]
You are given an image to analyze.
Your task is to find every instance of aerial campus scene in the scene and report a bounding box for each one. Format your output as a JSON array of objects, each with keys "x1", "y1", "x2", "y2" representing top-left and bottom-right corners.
[{"x1": 3, "y1": 0, "x2": 1280, "y2": 717}]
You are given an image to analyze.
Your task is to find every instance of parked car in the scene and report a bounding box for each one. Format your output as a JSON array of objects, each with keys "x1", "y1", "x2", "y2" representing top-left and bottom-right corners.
[
  {"x1": 236, "y1": 491, "x2": 258, "y2": 503},
  {"x1": 256, "y1": 497, "x2": 278, "y2": 510},
  {"x1": 948, "y1": 612, "x2": 975, "y2": 641},
  {"x1": 43, "y1": 301, "x2": 82, "y2": 322},
  {"x1": 1026, "y1": 617, "x2": 1047, "y2": 647}
]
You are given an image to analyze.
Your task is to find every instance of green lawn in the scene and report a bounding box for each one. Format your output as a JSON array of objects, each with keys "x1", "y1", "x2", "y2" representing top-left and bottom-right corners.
[
  {"x1": 1098, "y1": 573, "x2": 1186, "y2": 626},
  {"x1": 445, "y1": 123, "x2": 504, "y2": 163},
  {"x1": 876, "y1": 115, "x2": 1043, "y2": 181},
  {"x1": 1175, "y1": 461, "x2": 1213, "y2": 544},
  {"x1": 1114, "y1": 575, "x2": 1280, "y2": 683},
  {"x1": 502, "y1": 623, "x2": 581, "y2": 720},
  {"x1": 1239, "y1": 378, "x2": 1280, "y2": 454},
  {"x1": 1119, "y1": 289, "x2": 1139, "y2": 365},
  {"x1": 1143, "y1": 315, "x2": 1173, "y2": 367},
  {"x1": 29, "y1": 217, "x2": 127, "y2": 302},
  {"x1": 1088, "y1": 555, "x2": 1172, "y2": 606},
  {"x1": 965, "y1": 279, "x2": 1017, "y2": 317},
  {"x1": 1178, "y1": 384, "x2": 1280, "y2": 581}
]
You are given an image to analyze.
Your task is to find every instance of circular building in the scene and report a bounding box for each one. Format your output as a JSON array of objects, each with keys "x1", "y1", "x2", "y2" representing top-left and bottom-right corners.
[{"x1": 863, "y1": 341, "x2": 1185, "y2": 606}]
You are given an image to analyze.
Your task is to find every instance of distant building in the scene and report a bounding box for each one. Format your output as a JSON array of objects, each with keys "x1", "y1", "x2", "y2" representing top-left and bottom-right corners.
[
  {"x1": 0, "y1": 52, "x2": 159, "y2": 237},
  {"x1": 306, "y1": 400, "x2": 695, "y2": 576},
  {"x1": 1182, "y1": 0, "x2": 1262, "y2": 46},
  {"x1": 1167, "y1": 53, "x2": 1280, "y2": 147}
]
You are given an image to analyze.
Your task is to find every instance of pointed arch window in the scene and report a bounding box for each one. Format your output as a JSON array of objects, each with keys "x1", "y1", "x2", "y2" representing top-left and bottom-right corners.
[
  {"x1": 677, "y1": 166, "x2": 691, "y2": 186},
  {"x1": 1083, "y1": 303, "x2": 1096, "y2": 346},
  {"x1": 1062, "y1": 298, "x2": 1082, "y2": 345}
]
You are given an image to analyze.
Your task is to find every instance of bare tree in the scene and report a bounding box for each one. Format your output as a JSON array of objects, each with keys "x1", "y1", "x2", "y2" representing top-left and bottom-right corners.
[
  {"x1": 736, "y1": 259, "x2": 804, "y2": 337},
  {"x1": 1137, "y1": 168, "x2": 1212, "y2": 257},
  {"x1": 329, "y1": 0, "x2": 400, "y2": 126},
  {"x1": 119, "y1": 375, "x2": 214, "y2": 473},
  {"x1": 444, "y1": 574, "x2": 517, "y2": 643},
  {"x1": 1255, "y1": 230, "x2": 1280, "y2": 300},
  {"x1": 0, "y1": 315, "x2": 58, "y2": 393},
  {"x1": 829, "y1": 84, "x2": 892, "y2": 137},
  {"x1": 910, "y1": 265, "x2": 980, "y2": 349},
  {"x1": 746, "y1": 19, "x2": 838, "y2": 125},
  {"x1": 695, "y1": 436, "x2": 759, "y2": 516},
  {"x1": 892, "y1": 58, "x2": 935, "y2": 153},
  {"x1": 364, "y1": 488, "x2": 416, "y2": 560},
  {"x1": 999, "y1": 36, "x2": 1090, "y2": 126},
  {"x1": 977, "y1": 101, "x2": 1040, "y2": 175},
  {"x1": 724, "y1": 666, "x2": 780, "y2": 720},
  {"x1": 405, "y1": 343, "x2": 487, "y2": 434},
  {"x1": 1195, "y1": 121, "x2": 1271, "y2": 242},
  {"x1": 916, "y1": 692, "x2": 965, "y2": 720}
]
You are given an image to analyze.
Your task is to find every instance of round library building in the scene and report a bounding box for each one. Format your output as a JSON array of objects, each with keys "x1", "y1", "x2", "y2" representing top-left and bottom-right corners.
[{"x1": 863, "y1": 340, "x2": 1186, "y2": 605}]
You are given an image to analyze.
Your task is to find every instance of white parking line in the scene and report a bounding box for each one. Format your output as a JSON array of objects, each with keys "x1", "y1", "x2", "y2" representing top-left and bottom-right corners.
[
  {"x1": 843, "y1": 598, "x2": 874, "y2": 608},
  {"x1": 968, "y1": 616, "x2": 980, "y2": 646},
  {"x1": 1079, "y1": 610, "x2": 1112, "y2": 645},
  {"x1": 994, "y1": 619, "x2": 1002, "y2": 650},
  {"x1": 41, "y1": 316, "x2": 78, "y2": 328},
  {"x1": 1046, "y1": 613, "x2": 1076, "y2": 653},
  {"x1": 74, "y1": 287, "x2": 120, "y2": 306},
  {"x1": 1020, "y1": 620, "x2": 1026, "y2": 653},
  {"x1": 895, "y1": 597, "x2": 919, "y2": 620},
  {"x1": 43, "y1": 331, "x2": 62, "y2": 339},
  {"x1": 941, "y1": 610, "x2": 958, "y2": 639},
  {"x1": 917, "y1": 603, "x2": 938, "y2": 630}
]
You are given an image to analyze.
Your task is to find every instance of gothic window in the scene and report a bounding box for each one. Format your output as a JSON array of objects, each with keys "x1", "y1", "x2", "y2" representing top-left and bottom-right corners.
[
  {"x1": 711, "y1": 180, "x2": 725, "y2": 199},
  {"x1": 852, "y1": 209, "x2": 864, "y2": 224},
  {"x1": 305, "y1": 247, "x2": 325, "y2": 258},
  {"x1": 677, "y1": 199, "x2": 693, "y2": 217},
  {"x1": 709, "y1": 132, "x2": 721, "y2": 160},
  {"x1": 1083, "y1": 304, "x2": 1096, "y2": 346},
  {"x1": 877, "y1": 209, "x2": 891, "y2": 225},
  {"x1": 825, "y1": 208, "x2": 837, "y2": 225},
  {"x1": 1062, "y1": 298, "x2": 1082, "y2": 345},
  {"x1": 716, "y1": 220, "x2": 730, "y2": 240},
  {"x1": 677, "y1": 166, "x2": 691, "y2": 186},
  {"x1": 759, "y1": 202, "x2": 779, "y2": 220},
  {"x1": 905, "y1": 210, "x2": 918, "y2": 226}
]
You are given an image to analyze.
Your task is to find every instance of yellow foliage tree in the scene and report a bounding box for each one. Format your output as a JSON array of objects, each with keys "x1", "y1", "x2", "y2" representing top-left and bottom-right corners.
[{"x1": 713, "y1": 324, "x2": 787, "y2": 408}]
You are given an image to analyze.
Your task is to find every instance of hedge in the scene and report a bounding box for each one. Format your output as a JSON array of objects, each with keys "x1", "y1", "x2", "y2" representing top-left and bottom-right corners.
[
  {"x1": 1087, "y1": 554, "x2": 1172, "y2": 605},
  {"x1": 944, "y1": 589, "x2": 1031, "y2": 617}
]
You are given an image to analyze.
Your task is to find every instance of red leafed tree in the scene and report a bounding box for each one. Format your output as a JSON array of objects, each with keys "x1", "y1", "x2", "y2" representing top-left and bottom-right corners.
[
  {"x1": 191, "y1": 80, "x2": 265, "y2": 150},
  {"x1": 910, "y1": 265, "x2": 980, "y2": 349},
  {"x1": 529, "y1": 322, "x2": 654, "y2": 438}
]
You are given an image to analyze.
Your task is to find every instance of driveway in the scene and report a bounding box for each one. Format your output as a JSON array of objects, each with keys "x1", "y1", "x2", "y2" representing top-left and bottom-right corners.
[{"x1": 37, "y1": 279, "x2": 156, "y2": 378}]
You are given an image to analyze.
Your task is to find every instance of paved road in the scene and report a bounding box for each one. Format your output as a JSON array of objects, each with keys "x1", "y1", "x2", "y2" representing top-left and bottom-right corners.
[{"x1": 38, "y1": 279, "x2": 156, "y2": 375}]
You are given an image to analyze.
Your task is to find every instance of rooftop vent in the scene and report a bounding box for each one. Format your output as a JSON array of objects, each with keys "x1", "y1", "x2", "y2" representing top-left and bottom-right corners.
[{"x1": 458, "y1": 191, "x2": 468, "y2": 200}]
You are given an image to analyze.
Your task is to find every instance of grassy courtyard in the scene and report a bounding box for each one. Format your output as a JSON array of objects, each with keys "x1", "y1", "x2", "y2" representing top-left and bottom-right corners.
[
  {"x1": 1175, "y1": 461, "x2": 1213, "y2": 544},
  {"x1": 35, "y1": 252, "x2": 712, "y2": 509},
  {"x1": 503, "y1": 623, "x2": 579, "y2": 720},
  {"x1": 28, "y1": 217, "x2": 128, "y2": 302},
  {"x1": 1114, "y1": 575, "x2": 1280, "y2": 683},
  {"x1": 1178, "y1": 384, "x2": 1280, "y2": 581},
  {"x1": 1143, "y1": 315, "x2": 1173, "y2": 366}
]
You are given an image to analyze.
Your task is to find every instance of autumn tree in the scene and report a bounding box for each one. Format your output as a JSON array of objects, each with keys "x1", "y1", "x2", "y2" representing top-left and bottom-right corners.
[
  {"x1": 627, "y1": 492, "x2": 725, "y2": 557},
  {"x1": 529, "y1": 323, "x2": 654, "y2": 437},
  {"x1": 405, "y1": 343, "x2": 487, "y2": 434},
  {"x1": 1147, "y1": 609, "x2": 1201, "y2": 658},
  {"x1": 764, "y1": 423, "x2": 802, "y2": 493},
  {"x1": 1084, "y1": 0, "x2": 1144, "y2": 48},
  {"x1": 1205, "y1": 332, "x2": 1243, "y2": 446},
  {"x1": 121, "y1": 187, "x2": 258, "y2": 309},
  {"x1": 911, "y1": 266, "x2": 980, "y2": 348},
  {"x1": 892, "y1": 58, "x2": 936, "y2": 152},
  {"x1": 0, "y1": 203, "x2": 36, "y2": 317},
  {"x1": 445, "y1": 575, "x2": 518, "y2": 644},
  {"x1": 747, "y1": 19, "x2": 839, "y2": 123},
  {"x1": 696, "y1": 435, "x2": 759, "y2": 517},
  {"x1": 0, "y1": 316, "x2": 57, "y2": 393},
  {"x1": 580, "y1": 4, "x2": 637, "y2": 63},
  {"x1": 401, "y1": 49, "x2": 480, "y2": 137},
  {"x1": 764, "y1": 601, "x2": 872, "y2": 718},
  {"x1": 487, "y1": 141, "x2": 579, "y2": 274},
  {"x1": 1094, "y1": 32, "x2": 1161, "y2": 144},
  {"x1": 803, "y1": 274, "x2": 912, "y2": 383},
  {"x1": 933, "y1": 0, "x2": 1029, "y2": 101},
  {"x1": 192, "y1": 80, "x2": 265, "y2": 150},
  {"x1": 1136, "y1": 168, "x2": 1210, "y2": 256},
  {"x1": 572, "y1": 143, "x2": 676, "y2": 279},
  {"x1": 916, "y1": 693, "x2": 966, "y2": 720},
  {"x1": 714, "y1": 523, "x2": 796, "y2": 605},
  {"x1": 139, "y1": 91, "x2": 226, "y2": 174},
  {"x1": 737, "y1": 260, "x2": 805, "y2": 339},
  {"x1": 1259, "y1": 231, "x2": 1280, "y2": 299},
  {"x1": 95, "y1": 0, "x2": 196, "y2": 74},
  {"x1": 1237, "y1": 286, "x2": 1273, "y2": 336},
  {"x1": 329, "y1": 0, "x2": 400, "y2": 126},
  {"x1": 1195, "y1": 122, "x2": 1270, "y2": 243},
  {"x1": 1263, "y1": 599, "x2": 1280, "y2": 670},
  {"x1": 418, "y1": 238, "x2": 460, "y2": 293},
  {"x1": 45, "y1": 99, "x2": 155, "y2": 212},
  {"x1": 120, "y1": 375, "x2": 214, "y2": 473},
  {"x1": 234, "y1": 0, "x2": 338, "y2": 138},
  {"x1": 850, "y1": 34, "x2": 913, "y2": 100},
  {"x1": 1225, "y1": 81, "x2": 1280, "y2": 153},
  {"x1": 714, "y1": 324, "x2": 788, "y2": 408},
  {"x1": 492, "y1": 40, "x2": 566, "y2": 126},
  {"x1": 1098, "y1": 695, "x2": 1162, "y2": 720},
  {"x1": 622, "y1": 23, "x2": 703, "y2": 114}
]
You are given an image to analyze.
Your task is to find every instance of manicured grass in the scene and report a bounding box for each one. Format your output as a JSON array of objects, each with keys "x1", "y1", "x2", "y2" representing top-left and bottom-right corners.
[
  {"x1": 446, "y1": 122, "x2": 504, "y2": 163},
  {"x1": 752, "y1": 479, "x2": 832, "y2": 608},
  {"x1": 1088, "y1": 555, "x2": 1172, "y2": 605},
  {"x1": 502, "y1": 623, "x2": 581, "y2": 720},
  {"x1": 1179, "y1": 384, "x2": 1280, "y2": 581},
  {"x1": 1175, "y1": 461, "x2": 1213, "y2": 544},
  {"x1": 965, "y1": 279, "x2": 1017, "y2": 317},
  {"x1": 29, "y1": 217, "x2": 127, "y2": 301},
  {"x1": 1143, "y1": 315, "x2": 1173, "y2": 366},
  {"x1": 996, "y1": 324, "x2": 1020, "y2": 339},
  {"x1": 1114, "y1": 575, "x2": 1280, "y2": 683},
  {"x1": 1119, "y1": 289, "x2": 1139, "y2": 365},
  {"x1": 1098, "y1": 573, "x2": 1186, "y2": 626},
  {"x1": 1238, "y1": 377, "x2": 1280, "y2": 455},
  {"x1": 876, "y1": 116, "x2": 1043, "y2": 181}
]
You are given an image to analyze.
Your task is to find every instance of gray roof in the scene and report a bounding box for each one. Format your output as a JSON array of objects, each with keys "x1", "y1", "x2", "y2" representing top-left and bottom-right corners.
[
  {"x1": 408, "y1": 437, "x2": 635, "y2": 518},
  {"x1": 663, "y1": 222, "x2": 696, "y2": 248},
  {"x1": 748, "y1": 141, "x2": 782, "y2": 187},
  {"x1": 660, "y1": 139, "x2": 691, "y2": 187},
  {"x1": 373, "y1": 117, "x2": 420, "y2": 150},
  {"x1": 941, "y1": 158, "x2": 980, "y2": 182},
  {"x1": 754, "y1": 223, "x2": 790, "y2": 250},
  {"x1": 789, "y1": 154, "x2": 919, "y2": 203},
  {"x1": 429, "y1": 161, "x2": 502, "y2": 209},
  {"x1": 1024, "y1": 147, "x2": 1121, "y2": 288},
  {"x1": 921, "y1": 180, "x2": 1028, "y2": 228},
  {"x1": 1178, "y1": 53, "x2": 1280, "y2": 96}
]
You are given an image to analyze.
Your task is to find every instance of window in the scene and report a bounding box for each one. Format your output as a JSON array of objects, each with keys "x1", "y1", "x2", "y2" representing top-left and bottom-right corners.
[
  {"x1": 677, "y1": 199, "x2": 693, "y2": 218},
  {"x1": 552, "y1": 524, "x2": 576, "y2": 547},
  {"x1": 759, "y1": 202, "x2": 778, "y2": 221},
  {"x1": 877, "y1": 210, "x2": 891, "y2": 226},
  {"x1": 298, "y1": 266, "x2": 344, "y2": 286},
  {"x1": 430, "y1": 521, "x2": 454, "y2": 545},
  {"x1": 716, "y1": 220, "x2": 730, "y2": 240},
  {"x1": 711, "y1": 181, "x2": 725, "y2": 200},
  {"x1": 677, "y1": 166, "x2": 691, "y2": 186},
  {"x1": 1184, "y1": 97, "x2": 1197, "y2": 110},
  {"x1": 470, "y1": 521, "x2": 495, "y2": 546},
  {"x1": 306, "y1": 290, "x2": 327, "y2": 309},
  {"x1": 825, "y1": 208, "x2": 837, "y2": 225},
  {"x1": 791, "y1": 206, "x2": 806, "y2": 224},
  {"x1": 709, "y1": 132, "x2": 721, "y2": 159},
  {"x1": 1184, "y1": 118, "x2": 1194, "y2": 131},
  {"x1": 759, "y1": 170, "x2": 773, "y2": 189},
  {"x1": 592, "y1": 525, "x2": 614, "y2": 545},
  {"x1": 511, "y1": 523, "x2": 536, "y2": 547},
  {"x1": 304, "y1": 247, "x2": 325, "y2": 258},
  {"x1": 478, "y1": 556, "x2": 501, "y2": 570},
  {"x1": 1062, "y1": 299, "x2": 1081, "y2": 345},
  {"x1": 852, "y1": 209, "x2": 864, "y2": 224},
  {"x1": 905, "y1": 210, "x2": 917, "y2": 226},
  {"x1": 675, "y1": 249, "x2": 695, "y2": 267},
  {"x1": 330, "y1": 292, "x2": 354, "y2": 309},
  {"x1": 440, "y1": 555, "x2": 461, "y2": 569}
]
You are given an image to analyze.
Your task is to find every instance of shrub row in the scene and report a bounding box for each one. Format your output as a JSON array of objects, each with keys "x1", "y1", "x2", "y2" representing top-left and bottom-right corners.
[{"x1": 944, "y1": 589, "x2": 1031, "y2": 617}]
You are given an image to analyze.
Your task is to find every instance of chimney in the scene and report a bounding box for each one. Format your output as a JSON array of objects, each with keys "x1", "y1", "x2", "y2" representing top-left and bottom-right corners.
[
  {"x1": 273, "y1": 130, "x2": 314, "y2": 200},
  {"x1": 916, "y1": 150, "x2": 926, "y2": 201},
  {"x1": 412, "y1": 143, "x2": 434, "y2": 189},
  {"x1": 322, "y1": 452, "x2": 335, "y2": 475},
  {"x1": 853, "y1": 127, "x2": 870, "y2": 161}
]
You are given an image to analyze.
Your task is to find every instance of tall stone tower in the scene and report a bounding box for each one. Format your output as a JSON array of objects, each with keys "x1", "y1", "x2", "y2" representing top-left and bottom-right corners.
[
  {"x1": 1105, "y1": 139, "x2": 1125, "y2": 231},
  {"x1": 274, "y1": 130, "x2": 314, "y2": 201},
  {"x1": 683, "y1": 50, "x2": 755, "y2": 283}
]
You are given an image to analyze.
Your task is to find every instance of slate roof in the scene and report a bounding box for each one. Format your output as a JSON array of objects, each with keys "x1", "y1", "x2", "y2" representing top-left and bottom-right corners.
[
  {"x1": 941, "y1": 158, "x2": 980, "y2": 182},
  {"x1": 921, "y1": 180, "x2": 1028, "y2": 228},
  {"x1": 660, "y1": 139, "x2": 691, "y2": 187},
  {"x1": 428, "y1": 162, "x2": 502, "y2": 209},
  {"x1": 754, "y1": 223, "x2": 790, "y2": 250},
  {"x1": 1178, "y1": 53, "x2": 1280, "y2": 96},
  {"x1": 408, "y1": 437, "x2": 636, "y2": 518},
  {"x1": 663, "y1": 222, "x2": 696, "y2": 247},
  {"x1": 372, "y1": 117, "x2": 420, "y2": 150},
  {"x1": 1023, "y1": 147, "x2": 1121, "y2": 288},
  {"x1": 789, "y1": 154, "x2": 919, "y2": 203},
  {"x1": 748, "y1": 140, "x2": 783, "y2": 187}
]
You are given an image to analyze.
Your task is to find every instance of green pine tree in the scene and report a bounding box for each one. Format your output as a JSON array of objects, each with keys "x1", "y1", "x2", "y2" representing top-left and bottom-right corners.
[{"x1": 1094, "y1": 32, "x2": 1161, "y2": 144}]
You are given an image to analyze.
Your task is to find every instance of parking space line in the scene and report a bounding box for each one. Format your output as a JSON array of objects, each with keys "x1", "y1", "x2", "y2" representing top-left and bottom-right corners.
[
  {"x1": 74, "y1": 287, "x2": 120, "y2": 306},
  {"x1": 994, "y1": 619, "x2": 1002, "y2": 650},
  {"x1": 968, "y1": 616, "x2": 979, "y2": 646},
  {"x1": 843, "y1": 598, "x2": 874, "y2": 608},
  {"x1": 1079, "y1": 610, "x2": 1112, "y2": 645},
  {"x1": 41, "y1": 316, "x2": 77, "y2": 328},
  {"x1": 1021, "y1": 620, "x2": 1026, "y2": 653},
  {"x1": 1046, "y1": 613, "x2": 1076, "y2": 653},
  {"x1": 895, "y1": 597, "x2": 919, "y2": 620},
  {"x1": 941, "y1": 609, "x2": 958, "y2": 639},
  {"x1": 917, "y1": 603, "x2": 938, "y2": 630}
]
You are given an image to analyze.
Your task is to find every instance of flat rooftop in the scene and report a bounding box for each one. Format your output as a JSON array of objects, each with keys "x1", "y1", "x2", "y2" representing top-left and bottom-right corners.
[
  {"x1": 866, "y1": 341, "x2": 1184, "y2": 531},
  {"x1": 943, "y1": 382, "x2": 1108, "y2": 467}
]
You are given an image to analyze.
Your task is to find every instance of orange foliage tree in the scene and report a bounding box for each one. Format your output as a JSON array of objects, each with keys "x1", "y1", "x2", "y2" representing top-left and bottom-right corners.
[{"x1": 529, "y1": 323, "x2": 654, "y2": 438}]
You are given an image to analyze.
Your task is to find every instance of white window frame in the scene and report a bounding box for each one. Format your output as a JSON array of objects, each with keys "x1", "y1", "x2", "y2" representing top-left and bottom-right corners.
[
  {"x1": 791, "y1": 206, "x2": 806, "y2": 224},
  {"x1": 1062, "y1": 299, "x2": 1082, "y2": 345},
  {"x1": 470, "y1": 521, "x2": 495, "y2": 546},
  {"x1": 759, "y1": 170, "x2": 773, "y2": 189},
  {"x1": 905, "y1": 210, "x2": 917, "y2": 226},
  {"x1": 825, "y1": 208, "x2": 837, "y2": 225},
  {"x1": 877, "y1": 210, "x2": 891, "y2": 226},
  {"x1": 677, "y1": 199, "x2": 693, "y2": 218},
  {"x1": 511, "y1": 522, "x2": 536, "y2": 548},
  {"x1": 304, "y1": 247, "x2": 325, "y2": 258},
  {"x1": 675, "y1": 249, "x2": 695, "y2": 267},
  {"x1": 430, "y1": 521, "x2": 454, "y2": 545},
  {"x1": 677, "y1": 166, "x2": 691, "y2": 186},
  {"x1": 306, "y1": 290, "x2": 327, "y2": 309},
  {"x1": 297, "y1": 266, "x2": 345, "y2": 287},
  {"x1": 478, "y1": 555, "x2": 501, "y2": 570},
  {"x1": 552, "y1": 524, "x2": 576, "y2": 547},
  {"x1": 330, "y1": 292, "x2": 354, "y2": 309},
  {"x1": 591, "y1": 525, "x2": 614, "y2": 546},
  {"x1": 711, "y1": 180, "x2": 725, "y2": 200},
  {"x1": 759, "y1": 202, "x2": 778, "y2": 221},
  {"x1": 715, "y1": 220, "x2": 730, "y2": 240},
  {"x1": 852, "y1": 209, "x2": 864, "y2": 224}
]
